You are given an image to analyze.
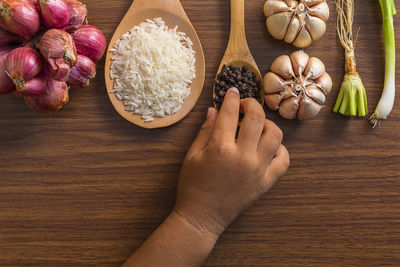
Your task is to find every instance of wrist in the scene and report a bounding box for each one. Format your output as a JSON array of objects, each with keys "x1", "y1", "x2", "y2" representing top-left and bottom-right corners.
[{"x1": 172, "y1": 207, "x2": 226, "y2": 238}]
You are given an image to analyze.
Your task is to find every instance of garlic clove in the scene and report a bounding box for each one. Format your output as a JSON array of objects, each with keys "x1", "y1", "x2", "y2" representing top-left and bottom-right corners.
[
  {"x1": 303, "y1": 0, "x2": 324, "y2": 7},
  {"x1": 314, "y1": 72, "x2": 333, "y2": 95},
  {"x1": 266, "y1": 12, "x2": 292, "y2": 40},
  {"x1": 306, "y1": 16, "x2": 326, "y2": 41},
  {"x1": 280, "y1": 84, "x2": 297, "y2": 100},
  {"x1": 271, "y1": 55, "x2": 295, "y2": 79},
  {"x1": 292, "y1": 27, "x2": 312, "y2": 48},
  {"x1": 290, "y1": 50, "x2": 310, "y2": 76},
  {"x1": 305, "y1": 85, "x2": 326, "y2": 105},
  {"x1": 284, "y1": 0, "x2": 298, "y2": 9},
  {"x1": 263, "y1": 72, "x2": 288, "y2": 93},
  {"x1": 304, "y1": 57, "x2": 326, "y2": 79},
  {"x1": 264, "y1": 0, "x2": 291, "y2": 17},
  {"x1": 307, "y1": 2, "x2": 330, "y2": 21},
  {"x1": 279, "y1": 97, "x2": 299, "y2": 120},
  {"x1": 298, "y1": 96, "x2": 322, "y2": 120},
  {"x1": 284, "y1": 15, "x2": 301, "y2": 44},
  {"x1": 266, "y1": 93, "x2": 282, "y2": 111}
]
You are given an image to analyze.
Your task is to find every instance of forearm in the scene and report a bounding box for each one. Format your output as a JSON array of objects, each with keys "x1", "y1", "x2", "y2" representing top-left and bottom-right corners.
[{"x1": 123, "y1": 210, "x2": 220, "y2": 267}]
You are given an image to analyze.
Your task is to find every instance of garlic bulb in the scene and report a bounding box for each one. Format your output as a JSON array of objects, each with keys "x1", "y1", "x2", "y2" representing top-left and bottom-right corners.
[
  {"x1": 264, "y1": 51, "x2": 332, "y2": 120},
  {"x1": 263, "y1": 0, "x2": 329, "y2": 48}
]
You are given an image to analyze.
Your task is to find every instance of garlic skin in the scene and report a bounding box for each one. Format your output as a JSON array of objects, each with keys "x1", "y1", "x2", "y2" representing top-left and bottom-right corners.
[
  {"x1": 264, "y1": 50, "x2": 332, "y2": 120},
  {"x1": 264, "y1": 0, "x2": 329, "y2": 48}
]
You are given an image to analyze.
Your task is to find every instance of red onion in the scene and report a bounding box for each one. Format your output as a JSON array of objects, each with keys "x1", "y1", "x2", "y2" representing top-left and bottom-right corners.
[
  {"x1": 63, "y1": 0, "x2": 86, "y2": 32},
  {"x1": 0, "y1": 27, "x2": 21, "y2": 46},
  {"x1": 25, "y1": 75, "x2": 69, "y2": 113},
  {"x1": 17, "y1": 73, "x2": 46, "y2": 96},
  {"x1": 39, "y1": 29, "x2": 77, "y2": 81},
  {"x1": 0, "y1": 46, "x2": 15, "y2": 94},
  {"x1": 38, "y1": 0, "x2": 70, "y2": 29},
  {"x1": 5, "y1": 47, "x2": 42, "y2": 91},
  {"x1": 0, "y1": 0, "x2": 40, "y2": 38},
  {"x1": 68, "y1": 54, "x2": 96, "y2": 87},
  {"x1": 71, "y1": 25, "x2": 106, "y2": 62}
]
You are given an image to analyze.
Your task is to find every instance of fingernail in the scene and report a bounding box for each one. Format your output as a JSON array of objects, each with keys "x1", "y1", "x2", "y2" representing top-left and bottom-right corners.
[
  {"x1": 229, "y1": 87, "x2": 239, "y2": 95},
  {"x1": 206, "y1": 107, "x2": 213, "y2": 119}
]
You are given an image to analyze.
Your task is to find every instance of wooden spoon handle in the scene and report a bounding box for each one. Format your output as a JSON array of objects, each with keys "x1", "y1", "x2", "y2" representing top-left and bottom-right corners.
[
  {"x1": 227, "y1": 0, "x2": 250, "y2": 56},
  {"x1": 129, "y1": 0, "x2": 186, "y2": 17}
]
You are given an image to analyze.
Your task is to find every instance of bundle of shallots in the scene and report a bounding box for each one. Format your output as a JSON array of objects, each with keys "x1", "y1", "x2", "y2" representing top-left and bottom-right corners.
[{"x1": 0, "y1": 0, "x2": 106, "y2": 113}]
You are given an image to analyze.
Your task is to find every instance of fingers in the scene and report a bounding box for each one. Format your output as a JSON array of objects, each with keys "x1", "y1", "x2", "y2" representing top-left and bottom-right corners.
[
  {"x1": 257, "y1": 120, "x2": 283, "y2": 163},
  {"x1": 237, "y1": 98, "x2": 266, "y2": 152},
  {"x1": 262, "y1": 145, "x2": 290, "y2": 191},
  {"x1": 186, "y1": 107, "x2": 218, "y2": 159},
  {"x1": 211, "y1": 88, "x2": 240, "y2": 144}
]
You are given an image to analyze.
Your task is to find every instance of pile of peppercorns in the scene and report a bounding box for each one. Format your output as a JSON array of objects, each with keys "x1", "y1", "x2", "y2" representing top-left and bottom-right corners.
[{"x1": 214, "y1": 64, "x2": 261, "y2": 107}]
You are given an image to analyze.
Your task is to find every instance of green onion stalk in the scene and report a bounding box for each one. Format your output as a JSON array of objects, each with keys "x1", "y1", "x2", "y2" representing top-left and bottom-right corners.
[
  {"x1": 333, "y1": 0, "x2": 368, "y2": 117},
  {"x1": 369, "y1": 0, "x2": 396, "y2": 128}
]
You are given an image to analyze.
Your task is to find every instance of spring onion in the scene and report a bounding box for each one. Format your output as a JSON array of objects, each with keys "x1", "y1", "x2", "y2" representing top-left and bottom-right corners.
[
  {"x1": 369, "y1": 0, "x2": 397, "y2": 128},
  {"x1": 333, "y1": 0, "x2": 368, "y2": 117}
]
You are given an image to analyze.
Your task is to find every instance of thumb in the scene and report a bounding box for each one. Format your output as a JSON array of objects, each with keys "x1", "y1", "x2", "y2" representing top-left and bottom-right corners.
[{"x1": 186, "y1": 107, "x2": 218, "y2": 159}]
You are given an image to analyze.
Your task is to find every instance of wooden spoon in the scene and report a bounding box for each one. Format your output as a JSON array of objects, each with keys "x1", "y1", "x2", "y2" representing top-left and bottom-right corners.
[
  {"x1": 104, "y1": 0, "x2": 205, "y2": 129},
  {"x1": 213, "y1": 0, "x2": 264, "y2": 108}
]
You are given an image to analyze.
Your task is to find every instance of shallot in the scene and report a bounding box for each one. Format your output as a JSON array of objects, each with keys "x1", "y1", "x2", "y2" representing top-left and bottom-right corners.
[
  {"x1": 0, "y1": 0, "x2": 40, "y2": 38},
  {"x1": 0, "y1": 47, "x2": 15, "y2": 94},
  {"x1": 39, "y1": 29, "x2": 77, "y2": 81},
  {"x1": 333, "y1": 0, "x2": 368, "y2": 117},
  {"x1": 264, "y1": 50, "x2": 332, "y2": 120},
  {"x1": 5, "y1": 47, "x2": 42, "y2": 90},
  {"x1": 64, "y1": 0, "x2": 87, "y2": 31},
  {"x1": 38, "y1": 0, "x2": 70, "y2": 29},
  {"x1": 0, "y1": 27, "x2": 21, "y2": 46},
  {"x1": 71, "y1": 25, "x2": 106, "y2": 62},
  {"x1": 25, "y1": 75, "x2": 69, "y2": 113},
  {"x1": 68, "y1": 54, "x2": 96, "y2": 87},
  {"x1": 17, "y1": 73, "x2": 46, "y2": 95}
]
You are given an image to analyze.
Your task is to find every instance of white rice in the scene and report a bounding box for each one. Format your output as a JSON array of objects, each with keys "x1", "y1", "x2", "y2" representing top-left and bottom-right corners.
[{"x1": 109, "y1": 17, "x2": 196, "y2": 122}]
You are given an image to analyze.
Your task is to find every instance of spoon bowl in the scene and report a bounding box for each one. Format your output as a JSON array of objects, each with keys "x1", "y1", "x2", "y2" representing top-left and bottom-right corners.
[
  {"x1": 213, "y1": 0, "x2": 264, "y2": 108},
  {"x1": 105, "y1": 0, "x2": 205, "y2": 129}
]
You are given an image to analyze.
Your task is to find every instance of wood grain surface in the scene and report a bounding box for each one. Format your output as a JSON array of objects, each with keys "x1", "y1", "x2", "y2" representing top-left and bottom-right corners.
[{"x1": 1, "y1": 0, "x2": 400, "y2": 266}]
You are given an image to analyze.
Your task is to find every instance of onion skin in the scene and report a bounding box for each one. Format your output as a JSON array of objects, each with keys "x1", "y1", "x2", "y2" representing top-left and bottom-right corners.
[
  {"x1": 17, "y1": 73, "x2": 46, "y2": 96},
  {"x1": 25, "y1": 75, "x2": 69, "y2": 113},
  {"x1": 71, "y1": 25, "x2": 106, "y2": 62},
  {"x1": 63, "y1": 0, "x2": 87, "y2": 31},
  {"x1": 0, "y1": 27, "x2": 21, "y2": 46},
  {"x1": 68, "y1": 54, "x2": 96, "y2": 87},
  {"x1": 0, "y1": 46, "x2": 15, "y2": 94},
  {"x1": 0, "y1": 0, "x2": 40, "y2": 38},
  {"x1": 39, "y1": 29, "x2": 77, "y2": 81},
  {"x1": 5, "y1": 47, "x2": 42, "y2": 89},
  {"x1": 39, "y1": 0, "x2": 70, "y2": 29}
]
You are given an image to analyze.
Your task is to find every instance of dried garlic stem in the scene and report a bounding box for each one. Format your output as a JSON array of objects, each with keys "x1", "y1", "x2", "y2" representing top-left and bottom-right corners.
[{"x1": 333, "y1": 0, "x2": 368, "y2": 117}]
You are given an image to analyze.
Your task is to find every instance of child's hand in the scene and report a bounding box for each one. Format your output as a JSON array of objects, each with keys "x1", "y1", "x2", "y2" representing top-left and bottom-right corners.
[{"x1": 175, "y1": 88, "x2": 290, "y2": 237}]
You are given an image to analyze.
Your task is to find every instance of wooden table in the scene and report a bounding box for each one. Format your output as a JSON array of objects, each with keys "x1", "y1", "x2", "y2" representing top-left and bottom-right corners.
[{"x1": 1, "y1": 0, "x2": 400, "y2": 266}]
